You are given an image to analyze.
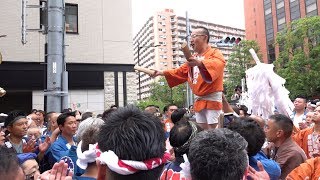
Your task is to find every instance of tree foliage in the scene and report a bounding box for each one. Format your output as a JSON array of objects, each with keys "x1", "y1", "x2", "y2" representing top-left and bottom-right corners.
[
  {"x1": 275, "y1": 16, "x2": 320, "y2": 99},
  {"x1": 224, "y1": 40, "x2": 262, "y2": 100},
  {"x1": 136, "y1": 77, "x2": 186, "y2": 110}
]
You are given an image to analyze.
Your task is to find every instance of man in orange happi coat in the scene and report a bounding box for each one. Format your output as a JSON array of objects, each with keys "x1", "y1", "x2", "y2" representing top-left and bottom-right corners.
[
  {"x1": 152, "y1": 26, "x2": 225, "y2": 129},
  {"x1": 286, "y1": 157, "x2": 320, "y2": 180},
  {"x1": 293, "y1": 105, "x2": 320, "y2": 159}
]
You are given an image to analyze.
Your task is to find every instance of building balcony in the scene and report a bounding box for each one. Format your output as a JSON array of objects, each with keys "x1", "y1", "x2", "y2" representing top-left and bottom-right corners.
[
  {"x1": 171, "y1": 25, "x2": 177, "y2": 30},
  {"x1": 171, "y1": 32, "x2": 177, "y2": 36}
]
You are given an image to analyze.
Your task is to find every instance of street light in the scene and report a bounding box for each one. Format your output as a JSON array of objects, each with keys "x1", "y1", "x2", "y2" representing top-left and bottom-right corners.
[{"x1": 137, "y1": 42, "x2": 160, "y2": 100}]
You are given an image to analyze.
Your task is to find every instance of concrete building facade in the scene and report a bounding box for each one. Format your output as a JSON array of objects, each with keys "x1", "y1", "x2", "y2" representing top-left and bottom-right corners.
[
  {"x1": 244, "y1": 0, "x2": 320, "y2": 63},
  {"x1": 0, "y1": 0, "x2": 137, "y2": 114},
  {"x1": 133, "y1": 9, "x2": 245, "y2": 100}
]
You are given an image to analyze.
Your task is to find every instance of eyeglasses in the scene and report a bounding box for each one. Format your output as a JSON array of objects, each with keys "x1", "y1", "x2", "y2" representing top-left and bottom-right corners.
[{"x1": 190, "y1": 34, "x2": 206, "y2": 38}]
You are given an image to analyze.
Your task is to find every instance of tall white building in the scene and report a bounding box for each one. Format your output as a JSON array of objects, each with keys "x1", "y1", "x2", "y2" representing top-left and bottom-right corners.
[
  {"x1": 0, "y1": 0, "x2": 136, "y2": 114},
  {"x1": 133, "y1": 9, "x2": 245, "y2": 100}
]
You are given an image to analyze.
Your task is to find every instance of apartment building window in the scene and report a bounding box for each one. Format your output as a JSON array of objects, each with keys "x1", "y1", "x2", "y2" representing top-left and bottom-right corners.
[
  {"x1": 276, "y1": 0, "x2": 286, "y2": 32},
  {"x1": 276, "y1": 1, "x2": 284, "y2": 9},
  {"x1": 65, "y1": 3, "x2": 78, "y2": 33},
  {"x1": 264, "y1": 0, "x2": 275, "y2": 63},
  {"x1": 306, "y1": 0, "x2": 318, "y2": 16},
  {"x1": 289, "y1": 0, "x2": 301, "y2": 20}
]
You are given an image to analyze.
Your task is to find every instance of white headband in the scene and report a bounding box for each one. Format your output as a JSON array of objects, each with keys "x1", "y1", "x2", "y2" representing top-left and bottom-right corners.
[
  {"x1": 76, "y1": 141, "x2": 98, "y2": 169},
  {"x1": 96, "y1": 147, "x2": 170, "y2": 175}
]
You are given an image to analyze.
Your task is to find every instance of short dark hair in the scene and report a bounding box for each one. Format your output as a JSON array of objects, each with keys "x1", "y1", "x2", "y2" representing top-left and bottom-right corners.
[
  {"x1": 195, "y1": 26, "x2": 210, "y2": 43},
  {"x1": 171, "y1": 108, "x2": 187, "y2": 124},
  {"x1": 239, "y1": 105, "x2": 249, "y2": 116},
  {"x1": 101, "y1": 108, "x2": 117, "y2": 121},
  {"x1": 36, "y1": 110, "x2": 46, "y2": 116},
  {"x1": 81, "y1": 112, "x2": 93, "y2": 121},
  {"x1": 169, "y1": 120, "x2": 202, "y2": 157},
  {"x1": 164, "y1": 104, "x2": 177, "y2": 113},
  {"x1": 45, "y1": 111, "x2": 56, "y2": 129},
  {"x1": 5, "y1": 110, "x2": 26, "y2": 128},
  {"x1": 81, "y1": 126, "x2": 100, "y2": 152},
  {"x1": 189, "y1": 128, "x2": 248, "y2": 180},
  {"x1": 295, "y1": 95, "x2": 307, "y2": 102},
  {"x1": 97, "y1": 106, "x2": 166, "y2": 180},
  {"x1": 228, "y1": 117, "x2": 266, "y2": 156},
  {"x1": 0, "y1": 146, "x2": 21, "y2": 178},
  {"x1": 57, "y1": 111, "x2": 75, "y2": 127},
  {"x1": 269, "y1": 114, "x2": 293, "y2": 138}
]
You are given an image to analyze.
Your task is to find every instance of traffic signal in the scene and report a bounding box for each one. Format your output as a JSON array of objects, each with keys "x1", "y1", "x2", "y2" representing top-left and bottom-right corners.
[{"x1": 211, "y1": 36, "x2": 242, "y2": 47}]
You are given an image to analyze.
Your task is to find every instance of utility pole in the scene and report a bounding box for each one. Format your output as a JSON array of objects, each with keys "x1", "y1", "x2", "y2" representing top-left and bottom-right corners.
[
  {"x1": 185, "y1": 11, "x2": 194, "y2": 108},
  {"x1": 46, "y1": 0, "x2": 67, "y2": 112},
  {"x1": 21, "y1": 0, "x2": 68, "y2": 112}
]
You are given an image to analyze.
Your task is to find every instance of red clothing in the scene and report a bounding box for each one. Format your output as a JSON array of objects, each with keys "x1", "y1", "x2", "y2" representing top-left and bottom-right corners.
[
  {"x1": 163, "y1": 47, "x2": 225, "y2": 112},
  {"x1": 164, "y1": 119, "x2": 174, "y2": 133},
  {"x1": 287, "y1": 157, "x2": 320, "y2": 180}
]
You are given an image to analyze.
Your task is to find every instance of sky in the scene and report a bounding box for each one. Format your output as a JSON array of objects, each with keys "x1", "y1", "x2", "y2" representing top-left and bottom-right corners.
[{"x1": 132, "y1": 0, "x2": 245, "y2": 34}]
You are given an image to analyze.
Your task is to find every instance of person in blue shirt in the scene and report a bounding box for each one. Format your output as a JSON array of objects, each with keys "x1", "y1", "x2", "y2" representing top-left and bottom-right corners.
[
  {"x1": 50, "y1": 111, "x2": 83, "y2": 176},
  {"x1": 228, "y1": 117, "x2": 281, "y2": 180}
]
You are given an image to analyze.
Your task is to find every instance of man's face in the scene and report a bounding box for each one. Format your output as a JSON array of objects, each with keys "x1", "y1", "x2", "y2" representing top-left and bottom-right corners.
[
  {"x1": 30, "y1": 114, "x2": 41, "y2": 126},
  {"x1": 8, "y1": 118, "x2": 28, "y2": 138},
  {"x1": 190, "y1": 28, "x2": 207, "y2": 53},
  {"x1": 22, "y1": 159, "x2": 40, "y2": 180},
  {"x1": 264, "y1": 119, "x2": 280, "y2": 143},
  {"x1": 36, "y1": 112, "x2": 44, "y2": 124},
  {"x1": 313, "y1": 106, "x2": 320, "y2": 123},
  {"x1": 59, "y1": 116, "x2": 77, "y2": 136},
  {"x1": 294, "y1": 98, "x2": 306, "y2": 111},
  {"x1": 166, "y1": 105, "x2": 178, "y2": 119},
  {"x1": 50, "y1": 113, "x2": 59, "y2": 131},
  {"x1": 27, "y1": 128, "x2": 41, "y2": 141},
  {"x1": 306, "y1": 111, "x2": 314, "y2": 124}
]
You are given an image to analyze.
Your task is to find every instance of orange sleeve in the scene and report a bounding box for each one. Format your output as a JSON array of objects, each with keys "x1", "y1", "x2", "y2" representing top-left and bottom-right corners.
[
  {"x1": 293, "y1": 129, "x2": 305, "y2": 148},
  {"x1": 163, "y1": 63, "x2": 189, "y2": 88},
  {"x1": 201, "y1": 48, "x2": 225, "y2": 83},
  {"x1": 286, "y1": 158, "x2": 320, "y2": 180}
]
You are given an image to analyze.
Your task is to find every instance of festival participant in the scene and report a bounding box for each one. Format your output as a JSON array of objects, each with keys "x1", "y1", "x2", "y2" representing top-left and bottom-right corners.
[
  {"x1": 152, "y1": 26, "x2": 226, "y2": 129},
  {"x1": 264, "y1": 114, "x2": 307, "y2": 179},
  {"x1": 286, "y1": 157, "x2": 320, "y2": 179},
  {"x1": 160, "y1": 120, "x2": 202, "y2": 180},
  {"x1": 96, "y1": 106, "x2": 170, "y2": 180},
  {"x1": 293, "y1": 106, "x2": 320, "y2": 159},
  {"x1": 228, "y1": 118, "x2": 281, "y2": 180},
  {"x1": 188, "y1": 128, "x2": 269, "y2": 180}
]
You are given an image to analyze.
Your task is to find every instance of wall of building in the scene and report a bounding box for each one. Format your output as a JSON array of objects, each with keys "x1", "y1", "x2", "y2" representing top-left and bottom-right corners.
[
  {"x1": 244, "y1": 0, "x2": 320, "y2": 63},
  {"x1": 33, "y1": 89, "x2": 105, "y2": 114},
  {"x1": 0, "y1": 0, "x2": 134, "y2": 65},
  {"x1": 0, "y1": 0, "x2": 137, "y2": 111},
  {"x1": 244, "y1": 0, "x2": 268, "y2": 63}
]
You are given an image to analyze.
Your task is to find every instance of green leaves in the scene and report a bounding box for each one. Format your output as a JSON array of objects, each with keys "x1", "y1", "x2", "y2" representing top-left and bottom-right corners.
[
  {"x1": 136, "y1": 77, "x2": 186, "y2": 110},
  {"x1": 225, "y1": 40, "x2": 262, "y2": 100},
  {"x1": 275, "y1": 16, "x2": 320, "y2": 99}
]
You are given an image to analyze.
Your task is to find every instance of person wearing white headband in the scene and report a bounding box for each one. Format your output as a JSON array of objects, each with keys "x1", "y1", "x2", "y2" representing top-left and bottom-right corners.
[
  {"x1": 75, "y1": 118, "x2": 104, "y2": 180},
  {"x1": 96, "y1": 106, "x2": 169, "y2": 180}
]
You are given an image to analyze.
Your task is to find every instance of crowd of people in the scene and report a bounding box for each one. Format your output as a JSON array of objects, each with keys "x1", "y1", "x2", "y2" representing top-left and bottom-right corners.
[{"x1": 0, "y1": 94, "x2": 319, "y2": 180}]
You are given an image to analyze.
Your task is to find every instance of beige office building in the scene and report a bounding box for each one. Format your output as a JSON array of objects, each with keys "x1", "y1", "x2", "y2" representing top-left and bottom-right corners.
[
  {"x1": 133, "y1": 9, "x2": 245, "y2": 100},
  {"x1": 0, "y1": 0, "x2": 136, "y2": 114}
]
